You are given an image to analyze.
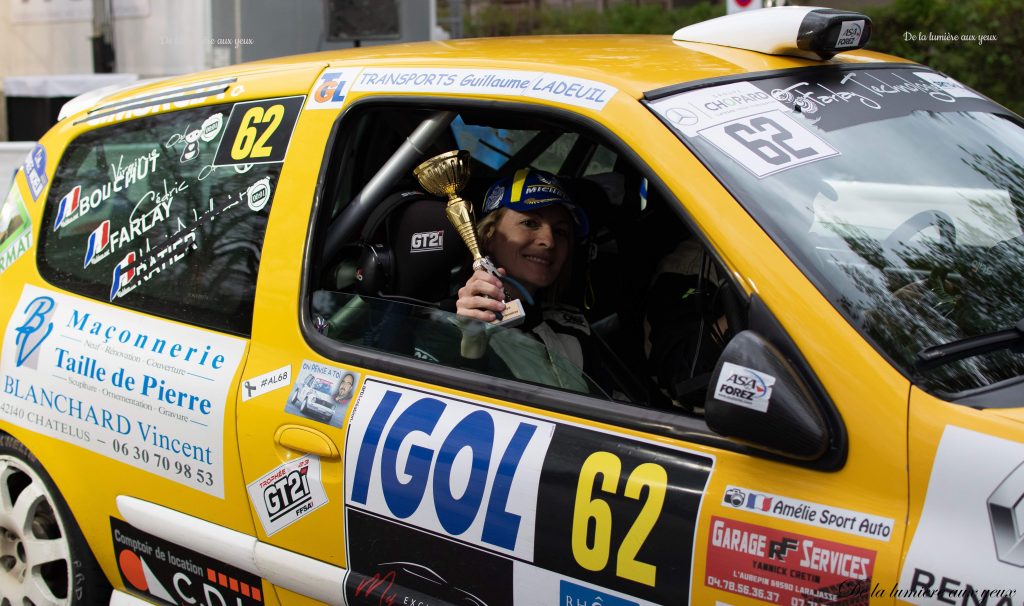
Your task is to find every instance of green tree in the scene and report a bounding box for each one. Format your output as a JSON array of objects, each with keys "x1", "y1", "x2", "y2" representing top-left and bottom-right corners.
[{"x1": 464, "y1": 0, "x2": 1022, "y2": 114}]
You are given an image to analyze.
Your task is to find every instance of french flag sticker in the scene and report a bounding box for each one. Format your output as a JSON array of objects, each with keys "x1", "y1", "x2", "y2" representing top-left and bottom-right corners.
[
  {"x1": 746, "y1": 493, "x2": 773, "y2": 511},
  {"x1": 83, "y1": 220, "x2": 111, "y2": 267},
  {"x1": 53, "y1": 185, "x2": 81, "y2": 231},
  {"x1": 109, "y1": 252, "x2": 137, "y2": 301}
]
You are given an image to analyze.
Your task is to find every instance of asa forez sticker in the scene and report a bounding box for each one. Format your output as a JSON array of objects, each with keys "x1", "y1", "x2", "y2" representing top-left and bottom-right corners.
[
  {"x1": 22, "y1": 143, "x2": 47, "y2": 200},
  {"x1": 721, "y1": 485, "x2": 894, "y2": 541},
  {"x1": 706, "y1": 516, "x2": 877, "y2": 606},
  {"x1": 0, "y1": 183, "x2": 32, "y2": 275},
  {"x1": 0, "y1": 284, "x2": 245, "y2": 498},
  {"x1": 111, "y1": 518, "x2": 265, "y2": 605},
  {"x1": 351, "y1": 68, "x2": 618, "y2": 111},
  {"x1": 242, "y1": 364, "x2": 290, "y2": 402},
  {"x1": 897, "y1": 426, "x2": 1024, "y2": 605},
  {"x1": 343, "y1": 378, "x2": 714, "y2": 605},
  {"x1": 246, "y1": 455, "x2": 328, "y2": 536},
  {"x1": 306, "y1": 67, "x2": 361, "y2": 110},
  {"x1": 713, "y1": 362, "x2": 776, "y2": 412}
]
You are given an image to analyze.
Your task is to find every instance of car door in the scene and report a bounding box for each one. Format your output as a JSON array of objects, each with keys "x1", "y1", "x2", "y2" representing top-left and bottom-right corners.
[{"x1": 235, "y1": 65, "x2": 911, "y2": 606}]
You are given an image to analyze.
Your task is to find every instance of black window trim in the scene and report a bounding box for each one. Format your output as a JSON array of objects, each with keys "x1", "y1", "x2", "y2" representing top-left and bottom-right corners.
[{"x1": 299, "y1": 94, "x2": 848, "y2": 471}]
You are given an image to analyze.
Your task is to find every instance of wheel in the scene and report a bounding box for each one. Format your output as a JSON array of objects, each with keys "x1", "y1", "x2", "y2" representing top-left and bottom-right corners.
[{"x1": 0, "y1": 433, "x2": 110, "y2": 605}]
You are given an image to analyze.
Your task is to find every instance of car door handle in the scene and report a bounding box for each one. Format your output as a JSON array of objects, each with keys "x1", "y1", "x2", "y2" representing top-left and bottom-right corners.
[{"x1": 274, "y1": 425, "x2": 340, "y2": 459}]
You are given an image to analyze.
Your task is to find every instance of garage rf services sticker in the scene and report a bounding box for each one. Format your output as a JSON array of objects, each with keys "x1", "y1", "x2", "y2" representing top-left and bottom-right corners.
[
  {"x1": 706, "y1": 516, "x2": 876, "y2": 605},
  {"x1": 247, "y1": 455, "x2": 328, "y2": 536}
]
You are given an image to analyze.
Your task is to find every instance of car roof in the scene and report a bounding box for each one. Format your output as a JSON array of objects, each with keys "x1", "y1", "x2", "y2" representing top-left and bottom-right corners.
[
  {"x1": 78, "y1": 34, "x2": 911, "y2": 117},
  {"x1": 280, "y1": 35, "x2": 908, "y2": 97}
]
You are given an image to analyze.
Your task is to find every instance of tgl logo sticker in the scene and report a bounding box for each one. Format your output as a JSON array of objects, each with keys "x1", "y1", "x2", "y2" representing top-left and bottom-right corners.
[{"x1": 346, "y1": 380, "x2": 554, "y2": 560}]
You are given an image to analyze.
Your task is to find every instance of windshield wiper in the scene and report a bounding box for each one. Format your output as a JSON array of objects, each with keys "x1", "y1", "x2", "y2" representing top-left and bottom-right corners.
[{"x1": 915, "y1": 319, "x2": 1024, "y2": 371}]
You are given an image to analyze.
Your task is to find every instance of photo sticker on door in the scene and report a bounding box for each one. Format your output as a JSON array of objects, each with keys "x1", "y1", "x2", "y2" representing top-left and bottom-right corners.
[{"x1": 284, "y1": 360, "x2": 360, "y2": 428}]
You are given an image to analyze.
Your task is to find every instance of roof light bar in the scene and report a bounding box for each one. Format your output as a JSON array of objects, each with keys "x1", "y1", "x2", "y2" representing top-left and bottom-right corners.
[{"x1": 673, "y1": 6, "x2": 872, "y2": 61}]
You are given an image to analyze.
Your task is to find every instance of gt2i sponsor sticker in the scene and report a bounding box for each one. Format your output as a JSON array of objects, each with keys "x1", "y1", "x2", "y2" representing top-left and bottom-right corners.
[
  {"x1": 22, "y1": 143, "x2": 48, "y2": 200},
  {"x1": 111, "y1": 518, "x2": 264, "y2": 605},
  {"x1": 242, "y1": 364, "x2": 290, "y2": 401},
  {"x1": 714, "y1": 362, "x2": 776, "y2": 412},
  {"x1": 214, "y1": 95, "x2": 304, "y2": 166},
  {"x1": 0, "y1": 183, "x2": 32, "y2": 275},
  {"x1": 898, "y1": 426, "x2": 1024, "y2": 604},
  {"x1": 346, "y1": 509, "x2": 513, "y2": 606},
  {"x1": 345, "y1": 378, "x2": 555, "y2": 560},
  {"x1": 247, "y1": 455, "x2": 328, "y2": 536},
  {"x1": 0, "y1": 284, "x2": 245, "y2": 497},
  {"x1": 352, "y1": 68, "x2": 618, "y2": 111},
  {"x1": 285, "y1": 360, "x2": 359, "y2": 427},
  {"x1": 722, "y1": 485, "x2": 894, "y2": 541},
  {"x1": 706, "y1": 516, "x2": 876, "y2": 605},
  {"x1": 699, "y1": 111, "x2": 839, "y2": 178},
  {"x1": 306, "y1": 67, "x2": 361, "y2": 110}
]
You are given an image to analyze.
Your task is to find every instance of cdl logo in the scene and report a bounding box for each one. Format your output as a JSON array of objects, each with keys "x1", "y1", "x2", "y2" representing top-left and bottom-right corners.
[{"x1": 346, "y1": 382, "x2": 554, "y2": 559}]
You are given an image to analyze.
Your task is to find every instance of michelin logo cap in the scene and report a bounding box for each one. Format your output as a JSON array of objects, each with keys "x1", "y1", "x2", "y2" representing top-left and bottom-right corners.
[{"x1": 482, "y1": 168, "x2": 589, "y2": 237}]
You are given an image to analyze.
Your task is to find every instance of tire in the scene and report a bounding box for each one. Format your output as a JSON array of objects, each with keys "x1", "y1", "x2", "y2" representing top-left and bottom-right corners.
[{"x1": 0, "y1": 433, "x2": 110, "y2": 605}]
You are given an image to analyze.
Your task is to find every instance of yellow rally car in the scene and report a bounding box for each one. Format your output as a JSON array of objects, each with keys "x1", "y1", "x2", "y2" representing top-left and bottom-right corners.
[{"x1": 2, "y1": 6, "x2": 1023, "y2": 606}]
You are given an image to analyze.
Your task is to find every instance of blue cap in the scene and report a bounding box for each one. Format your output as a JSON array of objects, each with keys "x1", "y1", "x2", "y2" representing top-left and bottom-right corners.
[{"x1": 482, "y1": 168, "x2": 589, "y2": 237}]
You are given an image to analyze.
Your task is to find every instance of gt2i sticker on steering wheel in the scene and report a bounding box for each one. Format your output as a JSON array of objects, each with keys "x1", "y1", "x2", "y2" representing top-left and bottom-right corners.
[
  {"x1": 700, "y1": 110, "x2": 839, "y2": 178},
  {"x1": 214, "y1": 96, "x2": 304, "y2": 166},
  {"x1": 533, "y1": 425, "x2": 714, "y2": 605}
]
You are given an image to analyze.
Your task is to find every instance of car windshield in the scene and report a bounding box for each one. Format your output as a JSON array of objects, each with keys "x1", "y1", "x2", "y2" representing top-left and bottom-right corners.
[{"x1": 649, "y1": 65, "x2": 1024, "y2": 396}]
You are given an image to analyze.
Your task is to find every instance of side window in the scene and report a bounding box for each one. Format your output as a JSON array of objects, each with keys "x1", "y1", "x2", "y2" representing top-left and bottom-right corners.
[
  {"x1": 38, "y1": 97, "x2": 300, "y2": 336},
  {"x1": 310, "y1": 105, "x2": 740, "y2": 410}
]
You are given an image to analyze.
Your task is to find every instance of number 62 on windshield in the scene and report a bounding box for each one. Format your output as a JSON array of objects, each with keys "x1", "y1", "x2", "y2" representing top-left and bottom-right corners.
[{"x1": 700, "y1": 110, "x2": 839, "y2": 178}]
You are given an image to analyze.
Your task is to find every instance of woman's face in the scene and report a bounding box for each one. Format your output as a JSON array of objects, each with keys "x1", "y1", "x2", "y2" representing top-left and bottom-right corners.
[{"x1": 488, "y1": 205, "x2": 572, "y2": 295}]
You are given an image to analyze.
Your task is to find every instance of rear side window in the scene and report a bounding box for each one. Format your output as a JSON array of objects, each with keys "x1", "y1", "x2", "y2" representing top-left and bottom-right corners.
[{"x1": 38, "y1": 97, "x2": 301, "y2": 336}]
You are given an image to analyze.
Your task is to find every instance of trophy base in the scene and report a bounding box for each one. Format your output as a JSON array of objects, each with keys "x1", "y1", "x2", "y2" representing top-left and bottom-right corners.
[{"x1": 491, "y1": 298, "x2": 525, "y2": 328}]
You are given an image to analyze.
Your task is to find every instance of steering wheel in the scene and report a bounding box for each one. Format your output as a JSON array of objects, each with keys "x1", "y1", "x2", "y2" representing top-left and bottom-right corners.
[
  {"x1": 886, "y1": 210, "x2": 960, "y2": 316},
  {"x1": 882, "y1": 210, "x2": 958, "y2": 258}
]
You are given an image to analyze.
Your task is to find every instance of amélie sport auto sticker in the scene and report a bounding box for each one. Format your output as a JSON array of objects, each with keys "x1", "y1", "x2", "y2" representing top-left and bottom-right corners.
[
  {"x1": 343, "y1": 378, "x2": 714, "y2": 606},
  {"x1": 305, "y1": 66, "x2": 619, "y2": 112},
  {"x1": 0, "y1": 284, "x2": 245, "y2": 498}
]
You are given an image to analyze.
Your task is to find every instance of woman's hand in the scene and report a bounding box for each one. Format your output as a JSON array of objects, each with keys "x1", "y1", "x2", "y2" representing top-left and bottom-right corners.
[{"x1": 456, "y1": 268, "x2": 507, "y2": 322}]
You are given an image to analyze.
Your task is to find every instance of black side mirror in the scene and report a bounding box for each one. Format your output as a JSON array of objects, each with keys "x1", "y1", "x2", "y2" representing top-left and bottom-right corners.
[{"x1": 705, "y1": 330, "x2": 830, "y2": 461}]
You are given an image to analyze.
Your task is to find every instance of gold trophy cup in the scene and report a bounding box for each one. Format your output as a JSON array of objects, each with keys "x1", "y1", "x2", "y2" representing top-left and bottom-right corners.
[{"x1": 414, "y1": 150, "x2": 524, "y2": 326}]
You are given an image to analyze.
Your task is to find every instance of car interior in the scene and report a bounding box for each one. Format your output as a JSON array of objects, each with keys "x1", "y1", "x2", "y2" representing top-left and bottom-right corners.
[{"x1": 305, "y1": 103, "x2": 745, "y2": 414}]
